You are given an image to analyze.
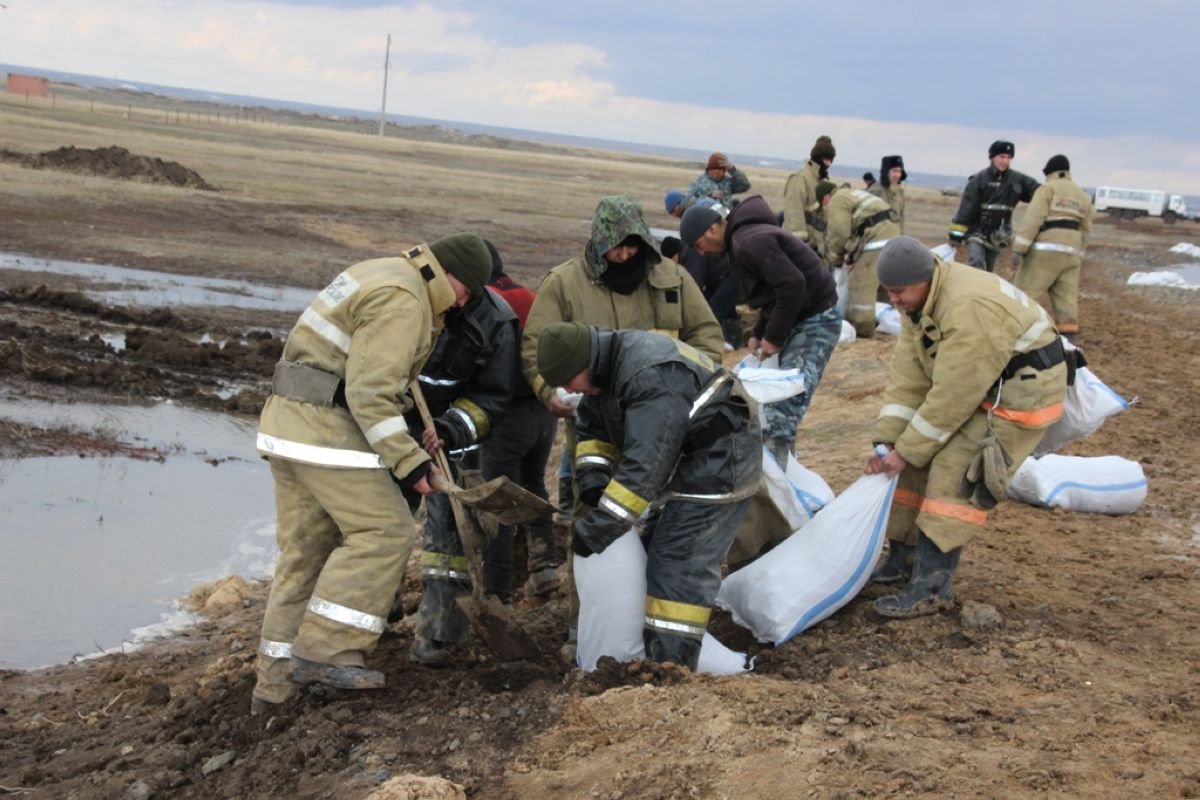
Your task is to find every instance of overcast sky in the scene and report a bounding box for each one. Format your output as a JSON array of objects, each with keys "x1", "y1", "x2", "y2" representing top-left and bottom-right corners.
[{"x1": 3, "y1": 0, "x2": 1197, "y2": 192}]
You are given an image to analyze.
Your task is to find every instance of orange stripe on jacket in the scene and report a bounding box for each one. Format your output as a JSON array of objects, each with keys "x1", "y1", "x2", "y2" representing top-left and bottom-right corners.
[
  {"x1": 892, "y1": 489, "x2": 988, "y2": 525},
  {"x1": 980, "y1": 400, "x2": 1064, "y2": 427}
]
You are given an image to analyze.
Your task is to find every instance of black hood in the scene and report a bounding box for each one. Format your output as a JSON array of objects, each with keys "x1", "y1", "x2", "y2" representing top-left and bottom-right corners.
[{"x1": 725, "y1": 195, "x2": 779, "y2": 246}]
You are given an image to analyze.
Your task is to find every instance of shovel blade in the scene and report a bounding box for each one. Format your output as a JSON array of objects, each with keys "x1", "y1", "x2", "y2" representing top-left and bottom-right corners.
[
  {"x1": 453, "y1": 477, "x2": 555, "y2": 525},
  {"x1": 456, "y1": 596, "x2": 542, "y2": 661}
]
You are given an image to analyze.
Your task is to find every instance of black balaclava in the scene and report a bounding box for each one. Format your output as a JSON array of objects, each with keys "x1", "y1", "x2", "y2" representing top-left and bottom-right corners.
[{"x1": 600, "y1": 245, "x2": 648, "y2": 295}]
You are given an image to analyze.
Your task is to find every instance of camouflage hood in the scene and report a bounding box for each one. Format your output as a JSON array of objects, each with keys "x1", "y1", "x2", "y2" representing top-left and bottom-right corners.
[{"x1": 583, "y1": 195, "x2": 662, "y2": 278}]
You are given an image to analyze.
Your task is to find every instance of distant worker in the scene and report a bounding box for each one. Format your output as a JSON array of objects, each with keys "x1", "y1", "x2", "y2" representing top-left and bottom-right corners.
[
  {"x1": 251, "y1": 233, "x2": 492, "y2": 711},
  {"x1": 1011, "y1": 155, "x2": 1094, "y2": 341},
  {"x1": 865, "y1": 237, "x2": 1067, "y2": 618},
  {"x1": 664, "y1": 189, "x2": 687, "y2": 219},
  {"x1": 521, "y1": 195, "x2": 724, "y2": 660},
  {"x1": 949, "y1": 141, "x2": 1039, "y2": 272},
  {"x1": 783, "y1": 135, "x2": 837, "y2": 255},
  {"x1": 862, "y1": 171, "x2": 877, "y2": 190},
  {"x1": 681, "y1": 196, "x2": 840, "y2": 465},
  {"x1": 869, "y1": 155, "x2": 908, "y2": 232},
  {"x1": 536, "y1": 323, "x2": 760, "y2": 670},
  {"x1": 818, "y1": 181, "x2": 901, "y2": 339},
  {"x1": 686, "y1": 152, "x2": 752, "y2": 210}
]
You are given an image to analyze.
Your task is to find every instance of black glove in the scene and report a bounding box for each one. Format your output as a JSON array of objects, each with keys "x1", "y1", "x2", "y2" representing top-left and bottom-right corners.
[
  {"x1": 571, "y1": 532, "x2": 595, "y2": 559},
  {"x1": 576, "y1": 468, "x2": 609, "y2": 508},
  {"x1": 433, "y1": 414, "x2": 469, "y2": 453}
]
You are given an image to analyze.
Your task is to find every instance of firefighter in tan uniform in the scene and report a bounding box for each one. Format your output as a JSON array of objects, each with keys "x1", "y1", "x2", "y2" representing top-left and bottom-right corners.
[
  {"x1": 1011, "y1": 154, "x2": 1093, "y2": 340},
  {"x1": 868, "y1": 155, "x2": 907, "y2": 233},
  {"x1": 865, "y1": 237, "x2": 1068, "y2": 618},
  {"x1": 819, "y1": 182, "x2": 901, "y2": 338},
  {"x1": 251, "y1": 233, "x2": 493, "y2": 713},
  {"x1": 782, "y1": 135, "x2": 836, "y2": 256}
]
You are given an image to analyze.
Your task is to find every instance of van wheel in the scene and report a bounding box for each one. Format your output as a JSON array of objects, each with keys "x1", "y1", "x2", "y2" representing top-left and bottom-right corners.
[
  {"x1": 1122, "y1": 209, "x2": 1138, "y2": 220},
  {"x1": 1164, "y1": 210, "x2": 1178, "y2": 224}
]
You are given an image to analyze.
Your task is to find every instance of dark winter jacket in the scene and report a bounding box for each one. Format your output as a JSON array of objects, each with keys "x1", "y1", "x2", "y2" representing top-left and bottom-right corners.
[
  {"x1": 573, "y1": 328, "x2": 760, "y2": 554},
  {"x1": 950, "y1": 166, "x2": 1040, "y2": 245},
  {"x1": 678, "y1": 241, "x2": 734, "y2": 301},
  {"x1": 405, "y1": 289, "x2": 528, "y2": 455},
  {"x1": 723, "y1": 195, "x2": 838, "y2": 346}
]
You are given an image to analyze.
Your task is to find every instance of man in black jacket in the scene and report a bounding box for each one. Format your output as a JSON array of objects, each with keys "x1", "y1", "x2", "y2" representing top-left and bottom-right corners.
[
  {"x1": 949, "y1": 141, "x2": 1040, "y2": 272},
  {"x1": 536, "y1": 323, "x2": 761, "y2": 670},
  {"x1": 680, "y1": 196, "x2": 841, "y2": 464}
]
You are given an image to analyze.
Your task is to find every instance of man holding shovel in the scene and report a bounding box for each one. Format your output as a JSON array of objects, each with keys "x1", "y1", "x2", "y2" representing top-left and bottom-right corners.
[
  {"x1": 405, "y1": 256, "x2": 550, "y2": 667},
  {"x1": 251, "y1": 233, "x2": 491, "y2": 713}
]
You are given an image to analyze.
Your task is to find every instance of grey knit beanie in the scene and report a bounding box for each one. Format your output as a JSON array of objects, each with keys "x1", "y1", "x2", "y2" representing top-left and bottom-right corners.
[
  {"x1": 679, "y1": 203, "x2": 723, "y2": 246},
  {"x1": 876, "y1": 236, "x2": 935, "y2": 287}
]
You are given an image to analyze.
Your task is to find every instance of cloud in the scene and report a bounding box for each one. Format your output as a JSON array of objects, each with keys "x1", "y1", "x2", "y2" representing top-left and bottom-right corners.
[{"x1": 1, "y1": 0, "x2": 1197, "y2": 193}]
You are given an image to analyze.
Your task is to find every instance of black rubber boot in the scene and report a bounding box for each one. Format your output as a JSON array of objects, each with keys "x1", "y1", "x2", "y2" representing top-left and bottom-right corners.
[
  {"x1": 554, "y1": 471, "x2": 574, "y2": 526},
  {"x1": 408, "y1": 636, "x2": 452, "y2": 668},
  {"x1": 874, "y1": 531, "x2": 961, "y2": 619},
  {"x1": 289, "y1": 656, "x2": 385, "y2": 690},
  {"x1": 643, "y1": 629, "x2": 702, "y2": 671},
  {"x1": 870, "y1": 541, "x2": 915, "y2": 584}
]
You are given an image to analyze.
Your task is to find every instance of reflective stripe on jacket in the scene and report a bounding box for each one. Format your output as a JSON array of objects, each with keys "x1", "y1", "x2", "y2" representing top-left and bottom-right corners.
[
  {"x1": 824, "y1": 188, "x2": 901, "y2": 267},
  {"x1": 1012, "y1": 171, "x2": 1094, "y2": 255},
  {"x1": 257, "y1": 248, "x2": 455, "y2": 480}
]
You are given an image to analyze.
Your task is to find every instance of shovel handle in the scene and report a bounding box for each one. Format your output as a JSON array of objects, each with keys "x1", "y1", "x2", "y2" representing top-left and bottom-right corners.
[{"x1": 410, "y1": 382, "x2": 486, "y2": 600}]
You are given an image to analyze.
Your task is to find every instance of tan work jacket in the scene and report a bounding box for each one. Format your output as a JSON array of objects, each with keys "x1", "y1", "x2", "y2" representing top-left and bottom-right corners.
[
  {"x1": 824, "y1": 189, "x2": 901, "y2": 266},
  {"x1": 782, "y1": 160, "x2": 824, "y2": 246},
  {"x1": 257, "y1": 248, "x2": 456, "y2": 481},
  {"x1": 1013, "y1": 171, "x2": 1093, "y2": 257}
]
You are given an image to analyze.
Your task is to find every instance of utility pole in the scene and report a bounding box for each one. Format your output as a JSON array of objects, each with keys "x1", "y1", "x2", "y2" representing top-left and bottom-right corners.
[{"x1": 378, "y1": 33, "x2": 391, "y2": 137}]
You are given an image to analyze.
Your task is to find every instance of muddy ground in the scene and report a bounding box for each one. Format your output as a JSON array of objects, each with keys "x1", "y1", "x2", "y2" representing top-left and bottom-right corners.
[{"x1": 1, "y1": 91, "x2": 1198, "y2": 799}]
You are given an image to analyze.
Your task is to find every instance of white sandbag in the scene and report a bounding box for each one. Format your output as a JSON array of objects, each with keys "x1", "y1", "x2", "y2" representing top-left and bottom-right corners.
[
  {"x1": 931, "y1": 243, "x2": 957, "y2": 261},
  {"x1": 1034, "y1": 364, "x2": 1130, "y2": 455},
  {"x1": 1008, "y1": 454, "x2": 1147, "y2": 515},
  {"x1": 717, "y1": 472, "x2": 897, "y2": 644},
  {"x1": 761, "y1": 446, "x2": 834, "y2": 530},
  {"x1": 733, "y1": 361, "x2": 806, "y2": 406},
  {"x1": 575, "y1": 529, "x2": 754, "y2": 674},
  {"x1": 874, "y1": 302, "x2": 902, "y2": 336},
  {"x1": 833, "y1": 266, "x2": 850, "y2": 318},
  {"x1": 839, "y1": 319, "x2": 857, "y2": 343}
]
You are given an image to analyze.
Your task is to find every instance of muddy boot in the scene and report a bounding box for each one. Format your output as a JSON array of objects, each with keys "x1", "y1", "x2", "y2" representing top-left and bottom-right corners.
[
  {"x1": 874, "y1": 531, "x2": 961, "y2": 619},
  {"x1": 408, "y1": 635, "x2": 452, "y2": 668},
  {"x1": 554, "y1": 471, "x2": 574, "y2": 527},
  {"x1": 558, "y1": 626, "x2": 578, "y2": 666},
  {"x1": 524, "y1": 566, "x2": 559, "y2": 598},
  {"x1": 289, "y1": 656, "x2": 385, "y2": 690},
  {"x1": 643, "y1": 629, "x2": 702, "y2": 671},
  {"x1": 250, "y1": 695, "x2": 284, "y2": 717},
  {"x1": 870, "y1": 541, "x2": 915, "y2": 584},
  {"x1": 722, "y1": 317, "x2": 743, "y2": 351}
]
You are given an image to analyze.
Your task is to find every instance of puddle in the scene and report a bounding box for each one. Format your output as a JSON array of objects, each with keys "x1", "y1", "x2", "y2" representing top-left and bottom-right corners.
[
  {"x1": 0, "y1": 251, "x2": 313, "y2": 311},
  {"x1": 0, "y1": 398, "x2": 277, "y2": 669}
]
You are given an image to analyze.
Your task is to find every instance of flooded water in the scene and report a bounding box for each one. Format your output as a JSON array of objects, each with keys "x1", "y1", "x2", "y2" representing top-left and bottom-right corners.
[
  {"x1": 0, "y1": 399, "x2": 277, "y2": 670},
  {"x1": 0, "y1": 251, "x2": 312, "y2": 311}
]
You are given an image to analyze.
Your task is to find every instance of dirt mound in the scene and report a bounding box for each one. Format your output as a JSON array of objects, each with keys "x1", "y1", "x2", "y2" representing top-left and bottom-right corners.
[{"x1": 0, "y1": 145, "x2": 216, "y2": 190}]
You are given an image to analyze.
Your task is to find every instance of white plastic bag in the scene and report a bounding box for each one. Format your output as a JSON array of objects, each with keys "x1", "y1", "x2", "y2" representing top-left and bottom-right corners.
[
  {"x1": 732, "y1": 363, "x2": 806, "y2": 406},
  {"x1": 1034, "y1": 365, "x2": 1130, "y2": 455},
  {"x1": 1008, "y1": 454, "x2": 1147, "y2": 515},
  {"x1": 874, "y1": 302, "x2": 902, "y2": 336},
  {"x1": 574, "y1": 529, "x2": 753, "y2": 674},
  {"x1": 833, "y1": 266, "x2": 850, "y2": 318},
  {"x1": 839, "y1": 319, "x2": 857, "y2": 343},
  {"x1": 931, "y1": 243, "x2": 957, "y2": 261},
  {"x1": 717, "y1": 472, "x2": 896, "y2": 644},
  {"x1": 761, "y1": 446, "x2": 834, "y2": 530}
]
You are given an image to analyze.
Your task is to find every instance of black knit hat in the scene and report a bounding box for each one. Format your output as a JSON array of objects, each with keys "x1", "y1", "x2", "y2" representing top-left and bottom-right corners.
[
  {"x1": 537, "y1": 322, "x2": 592, "y2": 387},
  {"x1": 863, "y1": 171, "x2": 876, "y2": 184},
  {"x1": 660, "y1": 236, "x2": 682, "y2": 260},
  {"x1": 430, "y1": 232, "x2": 491, "y2": 296},
  {"x1": 1043, "y1": 154, "x2": 1070, "y2": 175},
  {"x1": 989, "y1": 140, "x2": 1015, "y2": 159},
  {"x1": 679, "y1": 203, "x2": 723, "y2": 246},
  {"x1": 811, "y1": 135, "x2": 836, "y2": 162}
]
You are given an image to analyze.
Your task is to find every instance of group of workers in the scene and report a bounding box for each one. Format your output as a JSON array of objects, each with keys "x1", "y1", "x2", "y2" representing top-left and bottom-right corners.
[{"x1": 248, "y1": 134, "x2": 1093, "y2": 713}]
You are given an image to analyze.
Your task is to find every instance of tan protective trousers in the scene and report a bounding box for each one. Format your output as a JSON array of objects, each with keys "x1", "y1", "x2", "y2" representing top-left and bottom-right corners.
[
  {"x1": 1014, "y1": 251, "x2": 1081, "y2": 334},
  {"x1": 885, "y1": 412, "x2": 1048, "y2": 553},
  {"x1": 253, "y1": 458, "x2": 417, "y2": 703},
  {"x1": 846, "y1": 250, "x2": 882, "y2": 338}
]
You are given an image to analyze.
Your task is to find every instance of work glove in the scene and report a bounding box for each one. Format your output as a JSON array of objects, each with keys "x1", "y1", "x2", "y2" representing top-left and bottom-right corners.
[
  {"x1": 433, "y1": 414, "x2": 470, "y2": 454},
  {"x1": 1011, "y1": 251, "x2": 1023, "y2": 269},
  {"x1": 961, "y1": 430, "x2": 1013, "y2": 510},
  {"x1": 576, "y1": 468, "x2": 609, "y2": 508}
]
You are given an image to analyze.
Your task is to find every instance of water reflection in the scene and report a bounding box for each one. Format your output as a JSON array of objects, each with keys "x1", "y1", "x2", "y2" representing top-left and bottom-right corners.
[{"x1": 0, "y1": 398, "x2": 276, "y2": 670}]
